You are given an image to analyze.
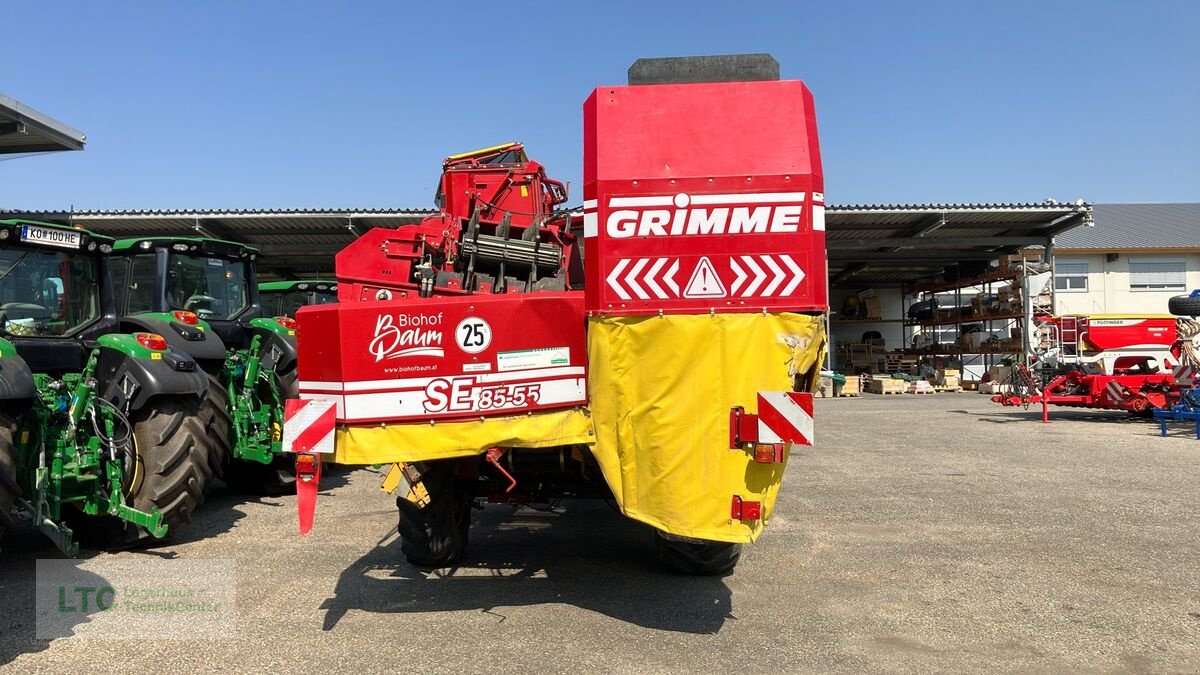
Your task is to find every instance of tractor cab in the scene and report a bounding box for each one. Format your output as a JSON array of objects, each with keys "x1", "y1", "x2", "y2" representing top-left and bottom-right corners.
[
  {"x1": 111, "y1": 237, "x2": 262, "y2": 351},
  {"x1": 259, "y1": 280, "x2": 338, "y2": 318},
  {"x1": 0, "y1": 219, "x2": 118, "y2": 374}
]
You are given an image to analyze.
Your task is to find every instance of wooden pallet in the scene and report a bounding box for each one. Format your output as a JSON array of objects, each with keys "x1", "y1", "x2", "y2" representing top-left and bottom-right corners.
[
  {"x1": 835, "y1": 389, "x2": 860, "y2": 397},
  {"x1": 908, "y1": 389, "x2": 935, "y2": 395},
  {"x1": 933, "y1": 385, "x2": 964, "y2": 393}
]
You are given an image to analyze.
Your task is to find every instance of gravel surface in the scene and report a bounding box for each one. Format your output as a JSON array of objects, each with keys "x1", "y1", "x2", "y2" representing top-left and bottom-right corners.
[{"x1": 2, "y1": 392, "x2": 1199, "y2": 673}]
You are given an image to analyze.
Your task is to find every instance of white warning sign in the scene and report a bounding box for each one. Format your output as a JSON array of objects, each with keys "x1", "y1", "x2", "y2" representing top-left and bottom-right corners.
[{"x1": 683, "y1": 256, "x2": 727, "y2": 298}]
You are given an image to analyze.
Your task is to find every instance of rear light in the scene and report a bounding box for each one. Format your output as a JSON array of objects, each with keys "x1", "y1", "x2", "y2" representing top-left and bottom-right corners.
[
  {"x1": 173, "y1": 310, "x2": 199, "y2": 325},
  {"x1": 276, "y1": 316, "x2": 298, "y2": 330},
  {"x1": 135, "y1": 333, "x2": 168, "y2": 351},
  {"x1": 753, "y1": 443, "x2": 785, "y2": 464},
  {"x1": 731, "y1": 495, "x2": 762, "y2": 522},
  {"x1": 296, "y1": 453, "x2": 318, "y2": 478}
]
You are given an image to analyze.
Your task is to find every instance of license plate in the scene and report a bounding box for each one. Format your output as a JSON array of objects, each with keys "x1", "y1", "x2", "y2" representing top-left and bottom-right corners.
[{"x1": 20, "y1": 225, "x2": 81, "y2": 249}]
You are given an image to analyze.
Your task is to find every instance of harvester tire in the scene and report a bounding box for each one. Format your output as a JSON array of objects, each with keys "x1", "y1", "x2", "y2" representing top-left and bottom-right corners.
[
  {"x1": 123, "y1": 396, "x2": 212, "y2": 541},
  {"x1": 1168, "y1": 294, "x2": 1200, "y2": 317},
  {"x1": 204, "y1": 374, "x2": 231, "y2": 481},
  {"x1": 655, "y1": 532, "x2": 742, "y2": 576},
  {"x1": 0, "y1": 410, "x2": 21, "y2": 544},
  {"x1": 396, "y1": 462, "x2": 472, "y2": 567}
]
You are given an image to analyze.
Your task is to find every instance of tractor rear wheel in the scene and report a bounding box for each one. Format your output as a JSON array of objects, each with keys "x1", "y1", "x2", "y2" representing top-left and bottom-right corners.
[
  {"x1": 123, "y1": 396, "x2": 212, "y2": 542},
  {"x1": 655, "y1": 532, "x2": 742, "y2": 575},
  {"x1": 203, "y1": 373, "x2": 231, "y2": 482},
  {"x1": 396, "y1": 461, "x2": 472, "y2": 567},
  {"x1": 0, "y1": 410, "x2": 21, "y2": 544},
  {"x1": 1168, "y1": 294, "x2": 1200, "y2": 317}
]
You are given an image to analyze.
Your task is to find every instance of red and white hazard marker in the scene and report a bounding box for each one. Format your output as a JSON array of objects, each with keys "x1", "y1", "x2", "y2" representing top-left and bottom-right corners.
[
  {"x1": 282, "y1": 398, "x2": 336, "y2": 454},
  {"x1": 755, "y1": 391, "x2": 815, "y2": 446},
  {"x1": 282, "y1": 398, "x2": 336, "y2": 536}
]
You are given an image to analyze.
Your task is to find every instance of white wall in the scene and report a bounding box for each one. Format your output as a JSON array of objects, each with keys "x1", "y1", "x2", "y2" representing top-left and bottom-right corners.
[{"x1": 1054, "y1": 251, "x2": 1200, "y2": 315}]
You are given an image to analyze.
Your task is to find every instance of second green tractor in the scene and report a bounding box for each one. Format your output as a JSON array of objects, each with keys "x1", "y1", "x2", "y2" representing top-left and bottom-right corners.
[{"x1": 110, "y1": 237, "x2": 299, "y2": 493}]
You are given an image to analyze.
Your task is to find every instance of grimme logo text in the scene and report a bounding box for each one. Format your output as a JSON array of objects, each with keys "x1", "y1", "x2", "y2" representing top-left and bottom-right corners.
[{"x1": 369, "y1": 312, "x2": 445, "y2": 362}]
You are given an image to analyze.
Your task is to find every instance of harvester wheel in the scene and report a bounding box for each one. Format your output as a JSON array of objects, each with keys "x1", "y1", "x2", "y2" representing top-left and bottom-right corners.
[
  {"x1": 122, "y1": 396, "x2": 212, "y2": 542},
  {"x1": 1168, "y1": 294, "x2": 1200, "y2": 317},
  {"x1": 655, "y1": 532, "x2": 742, "y2": 575},
  {"x1": 203, "y1": 373, "x2": 231, "y2": 481},
  {"x1": 396, "y1": 462, "x2": 472, "y2": 567},
  {"x1": 0, "y1": 410, "x2": 21, "y2": 543}
]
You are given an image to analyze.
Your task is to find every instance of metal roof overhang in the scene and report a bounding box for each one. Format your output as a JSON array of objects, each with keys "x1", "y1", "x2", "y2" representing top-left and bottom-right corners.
[
  {"x1": 0, "y1": 94, "x2": 86, "y2": 154},
  {"x1": 1, "y1": 209, "x2": 433, "y2": 278},
  {"x1": 1, "y1": 202, "x2": 1092, "y2": 283},
  {"x1": 825, "y1": 202, "x2": 1093, "y2": 287}
]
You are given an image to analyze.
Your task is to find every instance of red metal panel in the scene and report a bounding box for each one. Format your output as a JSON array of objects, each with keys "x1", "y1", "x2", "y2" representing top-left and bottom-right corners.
[
  {"x1": 1080, "y1": 317, "x2": 1177, "y2": 352},
  {"x1": 295, "y1": 292, "x2": 587, "y2": 423},
  {"x1": 583, "y1": 80, "x2": 826, "y2": 315}
]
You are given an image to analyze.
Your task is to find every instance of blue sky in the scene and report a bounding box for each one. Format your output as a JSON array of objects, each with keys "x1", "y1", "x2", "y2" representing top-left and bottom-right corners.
[{"x1": 2, "y1": 1, "x2": 1196, "y2": 210}]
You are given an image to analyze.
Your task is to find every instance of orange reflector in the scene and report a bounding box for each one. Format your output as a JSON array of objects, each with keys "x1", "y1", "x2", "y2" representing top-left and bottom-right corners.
[
  {"x1": 276, "y1": 316, "x2": 298, "y2": 330},
  {"x1": 753, "y1": 443, "x2": 785, "y2": 464},
  {"x1": 296, "y1": 453, "x2": 318, "y2": 477}
]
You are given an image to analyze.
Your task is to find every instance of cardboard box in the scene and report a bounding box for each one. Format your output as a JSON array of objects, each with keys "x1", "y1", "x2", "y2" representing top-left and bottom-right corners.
[
  {"x1": 866, "y1": 378, "x2": 906, "y2": 394},
  {"x1": 987, "y1": 365, "x2": 1012, "y2": 383}
]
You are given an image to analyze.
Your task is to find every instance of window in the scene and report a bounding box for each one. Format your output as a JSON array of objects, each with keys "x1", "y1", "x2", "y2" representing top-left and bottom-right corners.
[
  {"x1": 1055, "y1": 260, "x2": 1088, "y2": 292},
  {"x1": 1129, "y1": 261, "x2": 1186, "y2": 291},
  {"x1": 165, "y1": 254, "x2": 249, "y2": 320},
  {"x1": 0, "y1": 248, "x2": 99, "y2": 336},
  {"x1": 124, "y1": 254, "x2": 159, "y2": 314}
]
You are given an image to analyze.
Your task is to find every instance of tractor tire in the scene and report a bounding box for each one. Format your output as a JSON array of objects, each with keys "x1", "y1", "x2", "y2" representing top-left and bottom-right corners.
[
  {"x1": 655, "y1": 532, "x2": 742, "y2": 576},
  {"x1": 203, "y1": 374, "x2": 231, "y2": 482},
  {"x1": 274, "y1": 360, "x2": 300, "y2": 400},
  {"x1": 1168, "y1": 294, "x2": 1200, "y2": 317},
  {"x1": 123, "y1": 396, "x2": 212, "y2": 541},
  {"x1": 0, "y1": 411, "x2": 21, "y2": 544},
  {"x1": 395, "y1": 461, "x2": 472, "y2": 567}
]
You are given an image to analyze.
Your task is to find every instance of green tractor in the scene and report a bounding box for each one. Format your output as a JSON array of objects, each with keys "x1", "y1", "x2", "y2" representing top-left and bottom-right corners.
[
  {"x1": 0, "y1": 220, "x2": 212, "y2": 554},
  {"x1": 259, "y1": 280, "x2": 338, "y2": 318},
  {"x1": 109, "y1": 237, "x2": 298, "y2": 493}
]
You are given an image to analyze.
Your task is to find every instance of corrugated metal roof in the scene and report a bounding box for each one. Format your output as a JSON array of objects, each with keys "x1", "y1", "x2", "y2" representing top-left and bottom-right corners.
[
  {"x1": 1055, "y1": 203, "x2": 1200, "y2": 250},
  {"x1": 0, "y1": 93, "x2": 86, "y2": 154},
  {"x1": 1, "y1": 202, "x2": 1093, "y2": 284}
]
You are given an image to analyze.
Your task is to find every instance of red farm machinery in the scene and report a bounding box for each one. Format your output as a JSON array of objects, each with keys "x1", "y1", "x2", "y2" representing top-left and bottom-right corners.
[
  {"x1": 995, "y1": 301, "x2": 1200, "y2": 417},
  {"x1": 288, "y1": 58, "x2": 828, "y2": 574}
]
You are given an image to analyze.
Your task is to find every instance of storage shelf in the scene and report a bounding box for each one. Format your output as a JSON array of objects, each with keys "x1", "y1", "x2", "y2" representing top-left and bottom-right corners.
[
  {"x1": 911, "y1": 270, "x2": 1018, "y2": 295},
  {"x1": 900, "y1": 348, "x2": 1023, "y2": 356},
  {"x1": 904, "y1": 311, "x2": 1025, "y2": 327},
  {"x1": 831, "y1": 318, "x2": 908, "y2": 324}
]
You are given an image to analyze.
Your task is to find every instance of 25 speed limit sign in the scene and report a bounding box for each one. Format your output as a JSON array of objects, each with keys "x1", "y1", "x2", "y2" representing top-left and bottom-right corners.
[{"x1": 455, "y1": 317, "x2": 492, "y2": 354}]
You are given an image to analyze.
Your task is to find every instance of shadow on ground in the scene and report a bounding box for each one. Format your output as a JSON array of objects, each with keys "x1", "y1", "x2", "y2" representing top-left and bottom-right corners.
[
  {"x1": 949, "y1": 407, "x2": 1159, "y2": 426},
  {"x1": 321, "y1": 501, "x2": 734, "y2": 635}
]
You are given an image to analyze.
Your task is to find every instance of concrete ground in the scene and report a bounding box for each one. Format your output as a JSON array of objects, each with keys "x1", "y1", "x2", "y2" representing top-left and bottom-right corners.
[{"x1": 2, "y1": 393, "x2": 1199, "y2": 673}]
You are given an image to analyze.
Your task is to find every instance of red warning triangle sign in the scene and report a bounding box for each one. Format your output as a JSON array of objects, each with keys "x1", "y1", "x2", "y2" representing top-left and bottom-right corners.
[{"x1": 683, "y1": 256, "x2": 727, "y2": 298}]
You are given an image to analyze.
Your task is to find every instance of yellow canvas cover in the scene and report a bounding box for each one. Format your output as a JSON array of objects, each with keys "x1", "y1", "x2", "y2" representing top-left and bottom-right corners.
[
  {"x1": 587, "y1": 312, "x2": 825, "y2": 543},
  {"x1": 334, "y1": 407, "x2": 594, "y2": 465}
]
